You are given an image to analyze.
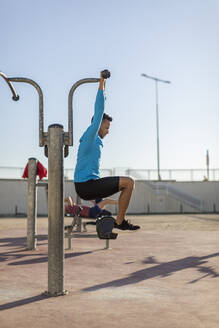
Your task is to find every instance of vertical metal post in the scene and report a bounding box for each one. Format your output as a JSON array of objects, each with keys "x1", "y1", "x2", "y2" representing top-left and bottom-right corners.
[
  {"x1": 206, "y1": 150, "x2": 209, "y2": 180},
  {"x1": 47, "y1": 124, "x2": 67, "y2": 296},
  {"x1": 191, "y1": 169, "x2": 194, "y2": 181},
  {"x1": 76, "y1": 194, "x2": 82, "y2": 232},
  {"x1": 155, "y1": 81, "x2": 161, "y2": 181},
  {"x1": 141, "y1": 74, "x2": 171, "y2": 182},
  {"x1": 105, "y1": 239, "x2": 110, "y2": 249},
  {"x1": 27, "y1": 158, "x2": 37, "y2": 250}
]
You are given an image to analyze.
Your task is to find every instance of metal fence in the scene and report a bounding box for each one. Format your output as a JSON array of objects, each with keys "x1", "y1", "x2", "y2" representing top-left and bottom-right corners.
[
  {"x1": 0, "y1": 166, "x2": 219, "y2": 181},
  {"x1": 125, "y1": 168, "x2": 219, "y2": 181}
]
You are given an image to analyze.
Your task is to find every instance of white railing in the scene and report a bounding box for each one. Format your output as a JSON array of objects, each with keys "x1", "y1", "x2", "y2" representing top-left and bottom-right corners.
[
  {"x1": 0, "y1": 166, "x2": 218, "y2": 181},
  {"x1": 126, "y1": 168, "x2": 219, "y2": 182},
  {"x1": 0, "y1": 166, "x2": 24, "y2": 179}
]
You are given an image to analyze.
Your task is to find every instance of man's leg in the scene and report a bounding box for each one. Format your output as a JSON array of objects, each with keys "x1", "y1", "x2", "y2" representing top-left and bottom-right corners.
[
  {"x1": 116, "y1": 177, "x2": 134, "y2": 225},
  {"x1": 75, "y1": 177, "x2": 140, "y2": 230}
]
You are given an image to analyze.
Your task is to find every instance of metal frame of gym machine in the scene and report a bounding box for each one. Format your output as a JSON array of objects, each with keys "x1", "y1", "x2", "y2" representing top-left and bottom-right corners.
[{"x1": 0, "y1": 71, "x2": 100, "y2": 296}]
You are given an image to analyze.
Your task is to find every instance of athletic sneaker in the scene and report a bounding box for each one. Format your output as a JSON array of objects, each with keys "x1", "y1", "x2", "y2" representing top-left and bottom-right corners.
[{"x1": 115, "y1": 219, "x2": 140, "y2": 230}]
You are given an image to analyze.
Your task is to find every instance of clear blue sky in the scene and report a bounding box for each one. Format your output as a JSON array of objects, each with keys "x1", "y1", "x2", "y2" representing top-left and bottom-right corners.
[{"x1": 1, "y1": 0, "x2": 219, "y2": 172}]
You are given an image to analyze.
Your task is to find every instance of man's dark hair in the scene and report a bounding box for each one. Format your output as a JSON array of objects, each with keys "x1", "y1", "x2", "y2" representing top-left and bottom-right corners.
[{"x1": 91, "y1": 113, "x2": 113, "y2": 123}]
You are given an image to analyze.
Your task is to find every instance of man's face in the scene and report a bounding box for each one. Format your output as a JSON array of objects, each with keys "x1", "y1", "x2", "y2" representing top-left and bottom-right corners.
[{"x1": 98, "y1": 119, "x2": 111, "y2": 139}]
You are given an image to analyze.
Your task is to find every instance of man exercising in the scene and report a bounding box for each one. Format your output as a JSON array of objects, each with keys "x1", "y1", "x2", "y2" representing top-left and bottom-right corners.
[{"x1": 74, "y1": 70, "x2": 140, "y2": 230}]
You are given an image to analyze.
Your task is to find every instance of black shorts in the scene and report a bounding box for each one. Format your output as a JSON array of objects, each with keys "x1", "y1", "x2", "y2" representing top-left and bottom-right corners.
[{"x1": 74, "y1": 176, "x2": 120, "y2": 201}]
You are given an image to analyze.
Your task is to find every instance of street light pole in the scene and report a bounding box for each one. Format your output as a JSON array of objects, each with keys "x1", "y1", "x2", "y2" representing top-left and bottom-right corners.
[
  {"x1": 141, "y1": 73, "x2": 171, "y2": 181},
  {"x1": 155, "y1": 80, "x2": 161, "y2": 181}
]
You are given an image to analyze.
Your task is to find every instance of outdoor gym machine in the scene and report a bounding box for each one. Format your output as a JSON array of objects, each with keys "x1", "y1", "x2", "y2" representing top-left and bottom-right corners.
[{"x1": 0, "y1": 71, "x2": 100, "y2": 296}]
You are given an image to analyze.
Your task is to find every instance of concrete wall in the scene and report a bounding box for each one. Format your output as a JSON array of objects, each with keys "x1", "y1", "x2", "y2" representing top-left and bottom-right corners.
[
  {"x1": 0, "y1": 179, "x2": 218, "y2": 216},
  {"x1": 0, "y1": 179, "x2": 47, "y2": 216},
  {"x1": 128, "y1": 181, "x2": 219, "y2": 214}
]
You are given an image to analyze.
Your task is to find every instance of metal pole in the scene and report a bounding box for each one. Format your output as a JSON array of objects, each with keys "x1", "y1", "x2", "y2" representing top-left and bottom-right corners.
[
  {"x1": 155, "y1": 81, "x2": 161, "y2": 181},
  {"x1": 76, "y1": 194, "x2": 82, "y2": 232},
  {"x1": 68, "y1": 78, "x2": 100, "y2": 146},
  {"x1": 105, "y1": 239, "x2": 110, "y2": 249},
  {"x1": 26, "y1": 158, "x2": 37, "y2": 250},
  {"x1": 47, "y1": 124, "x2": 67, "y2": 296},
  {"x1": 8, "y1": 77, "x2": 44, "y2": 146},
  {"x1": 206, "y1": 150, "x2": 209, "y2": 180},
  {"x1": 0, "y1": 72, "x2": 19, "y2": 101},
  {"x1": 141, "y1": 73, "x2": 171, "y2": 181}
]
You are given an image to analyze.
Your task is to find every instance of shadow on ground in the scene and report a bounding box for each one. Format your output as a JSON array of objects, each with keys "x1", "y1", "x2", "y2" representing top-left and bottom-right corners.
[
  {"x1": 0, "y1": 236, "x2": 48, "y2": 262},
  {"x1": 82, "y1": 252, "x2": 219, "y2": 292},
  {"x1": 0, "y1": 294, "x2": 49, "y2": 311},
  {"x1": 4, "y1": 251, "x2": 93, "y2": 265}
]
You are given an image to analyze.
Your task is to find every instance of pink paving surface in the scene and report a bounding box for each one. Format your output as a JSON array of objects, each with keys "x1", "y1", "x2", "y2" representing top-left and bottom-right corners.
[{"x1": 0, "y1": 214, "x2": 219, "y2": 328}]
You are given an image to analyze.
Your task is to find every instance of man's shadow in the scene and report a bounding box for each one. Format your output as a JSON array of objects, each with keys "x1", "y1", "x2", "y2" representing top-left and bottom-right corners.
[{"x1": 82, "y1": 252, "x2": 219, "y2": 292}]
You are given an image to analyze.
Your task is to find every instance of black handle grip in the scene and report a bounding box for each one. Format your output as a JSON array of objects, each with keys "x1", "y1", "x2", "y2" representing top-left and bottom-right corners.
[
  {"x1": 12, "y1": 95, "x2": 19, "y2": 101},
  {"x1": 101, "y1": 70, "x2": 111, "y2": 79}
]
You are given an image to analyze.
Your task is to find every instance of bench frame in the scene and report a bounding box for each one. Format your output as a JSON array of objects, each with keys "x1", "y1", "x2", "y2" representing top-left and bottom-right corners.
[{"x1": 64, "y1": 213, "x2": 111, "y2": 250}]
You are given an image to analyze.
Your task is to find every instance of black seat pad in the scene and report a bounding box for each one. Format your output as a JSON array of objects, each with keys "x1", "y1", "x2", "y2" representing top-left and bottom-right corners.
[{"x1": 96, "y1": 216, "x2": 118, "y2": 240}]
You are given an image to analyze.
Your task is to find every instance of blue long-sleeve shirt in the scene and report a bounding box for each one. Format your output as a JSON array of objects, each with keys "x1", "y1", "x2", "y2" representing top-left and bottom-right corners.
[{"x1": 74, "y1": 89, "x2": 105, "y2": 182}]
